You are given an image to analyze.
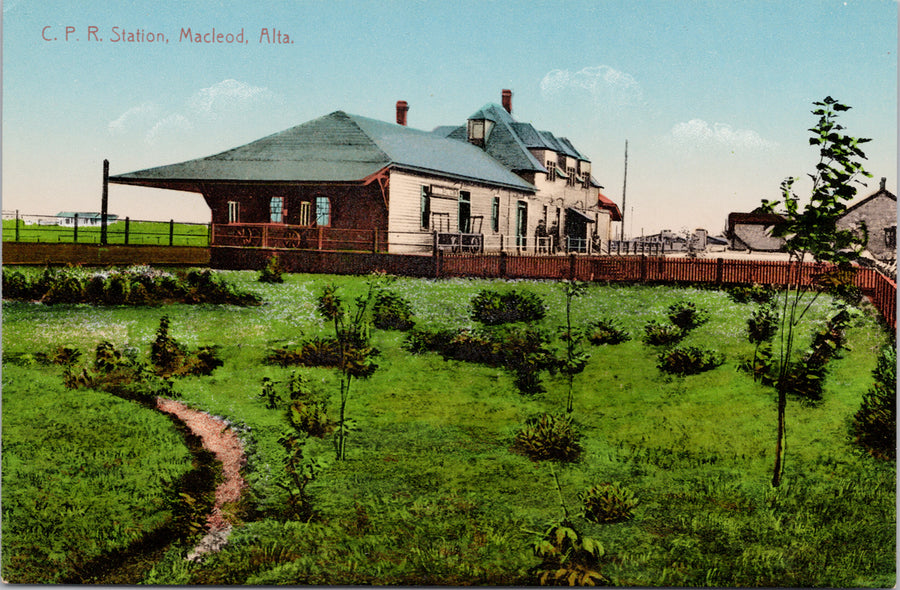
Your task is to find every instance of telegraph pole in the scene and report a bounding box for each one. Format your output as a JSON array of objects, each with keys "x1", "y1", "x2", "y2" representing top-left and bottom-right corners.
[
  {"x1": 620, "y1": 141, "x2": 628, "y2": 241},
  {"x1": 100, "y1": 159, "x2": 109, "y2": 245}
]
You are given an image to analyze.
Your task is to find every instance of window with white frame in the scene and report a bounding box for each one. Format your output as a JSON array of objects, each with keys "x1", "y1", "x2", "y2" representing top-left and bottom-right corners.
[
  {"x1": 315, "y1": 196, "x2": 331, "y2": 226},
  {"x1": 270, "y1": 196, "x2": 284, "y2": 223}
]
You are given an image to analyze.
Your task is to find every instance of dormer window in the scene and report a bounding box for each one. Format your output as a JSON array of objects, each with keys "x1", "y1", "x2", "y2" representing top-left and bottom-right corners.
[{"x1": 467, "y1": 118, "x2": 493, "y2": 147}]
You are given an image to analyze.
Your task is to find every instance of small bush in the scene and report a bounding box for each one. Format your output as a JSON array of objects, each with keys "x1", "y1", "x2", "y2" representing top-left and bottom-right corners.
[
  {"x1": 469, "y1": 288, "x2": 546, "y2": 325},
  {"x1": 531, "y1": 522, "x2": 608, "y2": 586},
  {"x1": 258, "y1": 254, "x2": 285, "y2": 284},
  {"x1": 2, "y1": 269, "x2": 33, "y2": 300},
  {"x1": 41, "y1": 273, "x2": 85, "y2": 304},
  {"x1": 657, "y1": 345, "x2": 724, "y2": 376},
  {"x1": 747, "y1": 303, "x2": 779, "y2": 345},
  {"x1": 513, "y1": 413, "x2": 582, "y2": 463},
  {"x1": 667, "y1": 300, "x2": 710, "y2": 330},
  {"x1": 103, "y1": 274, "x2": 132, "y2": 304},
  {"x1": 727, "y1": 283, "x2": 776, "y2": 304},
  {"x1": 642, "y1": 320, "x2": 685, "y2": 346},
  {"x1": 580, "y1": 482, "x2": 638, "y2": 524},
  {"x1": 586, "y1": 318, "x2": 630, "y2": 345},
  {"x1": 372, "y1": 291, "x2": 415, "y2": 331},
  {"x1": 852, "y1": 344, "x2": 896, "y2": 460},
  {"x1": 288, "y1": 400, "x2": 331, "y2": 438},
  {"x1": 150, "y1": 316, "x2": 223, "y2": 378}
]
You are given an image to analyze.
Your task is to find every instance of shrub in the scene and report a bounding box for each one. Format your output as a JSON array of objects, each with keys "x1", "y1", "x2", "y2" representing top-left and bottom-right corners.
[
  {"x1": 2, "y1": 269, "x2": 33, "y2": 300},
  {"x1": 513, "y1": 413, "x2": 582, "y2": 463},
  {"x1": 530, "y1": 522, "x2": 608, "y2": 586},
  {"x1": 642, "y1": 320, "x2": 685, "y2": 346},
  {"x1": 372, "y1": 291, "x2": 415, "y2": 331},
  {"x1": 852, "y1": 344, "x2": 896, "y2": 460},
  {"x1": 580, "y1": 482, "x2": 638, "y2": 524},
  {"x1": 288, "y1": 399, "x2": 331, "y2": 438},
  {"x1": 747, "y1": 303, "x2": 779, "y2": 346},
  {"x1": 103, "y1": 274, "x2": 132, "y2": 305},
  {"x1": 150, "y1": 316, "x2": 223, "y2": 378},
  {"x1": 727, "y1": 283, "x2": 776, "y2": 304},
  {"x1": 666, "y1": 300, "x2": 710, "y2": 330},
  {"x1": 41, "y1": 273, "x2": 85, "y2": 304},
  {"x1": 781, "y1": 309, "x2": 849, "y2": 402},
  {"x1": 469, "y1": 288, "x2": 546, "y2": 325},
  {"x1": 258, "y1": 254, "x2": 285, "y2": 284},
  {"x1": 586, "y1": 318, "x2": 630, "y2": 345},
  {"x1": 84, "y1": 275, "x2": 107, "y2": 304},
  {"x1": 657, "y1": 345, "x2": 724, "y2": 376},
  {"x1": 34, "y1": 345, "x2": 82, "y2": 366}
]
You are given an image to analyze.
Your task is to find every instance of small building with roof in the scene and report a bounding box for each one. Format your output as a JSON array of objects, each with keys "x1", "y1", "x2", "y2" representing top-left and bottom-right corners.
[
  {"x1": 55, "y1": 212, "x2": 119, "y2": 227},
  {"x1": 836, "y1": 177, "x2": 896, "y2": 261},
  {"x1": 726, "y1": 211, "x2": 786, "y2": 252}
]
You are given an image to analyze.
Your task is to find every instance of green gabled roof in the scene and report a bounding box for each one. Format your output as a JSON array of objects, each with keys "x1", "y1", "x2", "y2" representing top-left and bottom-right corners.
[{"x1": 110, "y1": 111, "x2": 535, "y2": 193}]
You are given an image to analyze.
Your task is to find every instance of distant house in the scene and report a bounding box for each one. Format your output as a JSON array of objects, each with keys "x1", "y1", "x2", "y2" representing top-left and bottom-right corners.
[
  {"x1": 55, "y1": 212, "x2": 119, "y2": 227},
  {"x1": 109, "y1": 90, "x2": 616, "y2": 255},
  {"x1": 727, "y1": 212, "x2": 785, "y2": 251},
  {"x1": 836, "y1": 177, "x2": 896, "y2": 261}
]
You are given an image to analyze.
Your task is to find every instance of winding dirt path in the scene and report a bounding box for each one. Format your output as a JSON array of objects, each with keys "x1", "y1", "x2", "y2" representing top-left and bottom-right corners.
[{"x1": 155, "y1": 398, "x2": 247, "y2": 560}]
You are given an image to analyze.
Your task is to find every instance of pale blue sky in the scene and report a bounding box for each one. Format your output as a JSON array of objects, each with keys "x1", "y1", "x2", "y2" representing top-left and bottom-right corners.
[{"x1": 3, "y1": 0, "x2": 897, "y2": 235}]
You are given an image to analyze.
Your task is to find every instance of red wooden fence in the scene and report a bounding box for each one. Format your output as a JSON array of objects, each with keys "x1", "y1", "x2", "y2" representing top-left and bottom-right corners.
[{"x1": 438, "y1": 252, "x2": 896, "y2": 330}]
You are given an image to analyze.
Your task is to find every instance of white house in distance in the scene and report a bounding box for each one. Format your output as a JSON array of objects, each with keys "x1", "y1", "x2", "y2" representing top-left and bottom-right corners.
[
  {"x1": 54, "y1": 212, "x2": 119, "y2": 227},
  {"x1": 110, "y1": 90, "x2": 620, "y2": 255}
]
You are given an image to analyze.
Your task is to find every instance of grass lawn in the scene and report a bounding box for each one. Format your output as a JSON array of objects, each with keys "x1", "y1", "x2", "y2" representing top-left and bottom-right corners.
[{"x1": 1, "y1": 269, "x2": 894, "y2": 586}]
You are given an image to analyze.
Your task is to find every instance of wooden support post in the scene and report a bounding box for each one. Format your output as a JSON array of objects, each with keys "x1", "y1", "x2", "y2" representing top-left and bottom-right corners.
[
  {"x1": 499, "y1": 250, "x2": 508, "y2": 278},
  {"x1": 124, "y1": 217, "x2": 130, "y2": 245},
  {"x1": 372, "y1": 229, "x2": 378, "y2": 253},
  {"x1": 169, "y1": 219, "x2": 175, "y2": 246},
  {"x1": 14, "y1": 210, "x2": 19, "y2": 242},
  {"x1": 73, "y1": 213, "x2": 79, "y2": 243},
  {"x1": 100, "y1": 159, "x2": 109, "y2": 245},
  {"x1": 317, "y1": 226, "x2": 324, "y2": 250},
  {"x1": 716, "y1": 257, "x2": 724, "y2": 284}
]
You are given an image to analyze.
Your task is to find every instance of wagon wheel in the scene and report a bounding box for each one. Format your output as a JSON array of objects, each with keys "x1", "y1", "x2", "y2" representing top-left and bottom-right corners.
[
  {"x1": 283, "y1": 229, "x2": 304, "y2": 249},
  {"x1": 235, "y1": 227, "x2": 258, "y2": 246},
  {"x1": 468, "y1": 235, "x2": 483, "y2": 253}
]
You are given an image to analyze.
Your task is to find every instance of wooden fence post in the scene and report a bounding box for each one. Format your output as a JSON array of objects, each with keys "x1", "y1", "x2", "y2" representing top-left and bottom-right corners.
[
  {"x1": 317, "y1": 226, "x2": 324, "y2": 251},
  {"x1": 73, "y1": 213, "x2": 79, "y2": 243},
  {"x1": 569, "y1": 253, "x2": 577, "y2": 280},
  {"x1": 14, "y1": 210, "x2": 20, "y2": 242},
  {"x1": 640, "y1": 255, "x2": 648, "y2": 282},
  {"x1": 100, "y1": 159, "x2": 109, "y2": 245},
  {"x1": 499, "y1": 250, "x2": 508, "y2": 278},
  {"x1": 124, "y1": 217, "x2": 130, "y2": 245},
  {"x1": 168, "y1": 219, "x2": 175, "y2": 246},
  {"x1": 716, "y1": 257, "x2": 724, "y2": 284},
  {"x1": 435, "y1": 247, "x2": 443, "y2": 278},
  {"x1": 372, "y1": 229, "x2": 378, "y2": 253}
]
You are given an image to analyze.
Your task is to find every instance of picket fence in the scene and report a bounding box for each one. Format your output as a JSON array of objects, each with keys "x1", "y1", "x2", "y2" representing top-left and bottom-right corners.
[{"x1": 437, "y1": 252, "x2": 896, "y2": 330}]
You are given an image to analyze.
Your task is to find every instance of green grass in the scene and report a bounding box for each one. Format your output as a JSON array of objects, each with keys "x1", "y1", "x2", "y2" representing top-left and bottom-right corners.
[
  {"x1": 1, "y1": 364, "x2": 193, "y2": 583},
  {"x1": 2, "y1": 219, "x2": 209, "y2": 246},
  {"x1": 1, "y1": 270, "x2": 894, "y2": 586}
]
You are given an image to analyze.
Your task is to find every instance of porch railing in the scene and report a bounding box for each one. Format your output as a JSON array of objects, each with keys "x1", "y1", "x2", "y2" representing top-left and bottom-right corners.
[{"x1": 211, "y1": 223, "x2": 383, "y2": 252}]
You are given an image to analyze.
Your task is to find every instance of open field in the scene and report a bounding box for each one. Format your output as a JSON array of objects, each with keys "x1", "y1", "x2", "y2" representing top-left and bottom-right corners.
[
  {"x1": 2, "y1": 219, "x2": 209, "y2": 247},
  {"x1": 1, "y1": 269, "x2": 894, "y2": 585}
]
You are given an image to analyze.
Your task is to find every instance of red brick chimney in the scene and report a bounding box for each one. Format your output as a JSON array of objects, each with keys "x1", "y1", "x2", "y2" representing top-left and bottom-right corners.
[
  {"x1": 501, "y1": 89, "x2": 512, "y2": 114},
  {"x1": 396, "y1": 100, "x2": 409, "y2": 126}
]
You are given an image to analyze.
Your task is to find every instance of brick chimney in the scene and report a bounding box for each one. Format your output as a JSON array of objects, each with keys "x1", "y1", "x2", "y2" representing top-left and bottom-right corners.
[
  {"x1": 880, "y1": 177, "x2": 886, "y2": 191},
  {"x1": 396, "y1": 100, "x2": 409, "y2": 126},
  {"x1": 501, "y1": 89, "x2": 512, "y2": 114}
]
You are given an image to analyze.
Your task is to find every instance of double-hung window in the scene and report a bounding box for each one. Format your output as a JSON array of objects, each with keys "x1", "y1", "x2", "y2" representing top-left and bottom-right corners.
[{"x1": 315, "y1": 196, "x2": 331, "y2": 226}]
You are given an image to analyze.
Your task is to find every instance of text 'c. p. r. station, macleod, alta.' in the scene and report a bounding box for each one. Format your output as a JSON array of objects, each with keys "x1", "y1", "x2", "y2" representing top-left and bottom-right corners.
[{"x1": 40, "y1": 26, "x2": 294, "y2": 45}]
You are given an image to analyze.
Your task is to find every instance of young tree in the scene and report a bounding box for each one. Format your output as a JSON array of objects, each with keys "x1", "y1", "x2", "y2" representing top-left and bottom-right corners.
[
  {"x1": 760, "y1": 96, "x2": 871, "y2": 487},
  {"x1": 316, "y1": 276, "x2": 381, "y2": 461},
  {"x1": 558, "y1": 280, "x2": 590, "y2": 414}
]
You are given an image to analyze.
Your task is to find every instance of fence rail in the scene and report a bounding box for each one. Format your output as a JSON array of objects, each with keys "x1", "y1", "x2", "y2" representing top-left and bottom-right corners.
[
  {"x1": 2, "y1": 211, "x2": 210, "y2": 246},
  {"x1": 438, "y1": 252, "x2": 896, "y2": 329}
]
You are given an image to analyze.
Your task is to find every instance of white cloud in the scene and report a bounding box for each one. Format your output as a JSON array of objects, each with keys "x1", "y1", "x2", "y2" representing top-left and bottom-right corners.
[
  {"x1": 145, "y1": 113, "x2": 193, "y2": 144},
  {"x1": 187, "y1": 79, "x2": 281, "y2": 119},
  {"x1": 668, "y1": 119, "x2": 777, "y2": 151},
  {"x1": 108, "y1": 102, "x2": 159, "y2": 134},
  {"x1": 540, "y1": 65, "x2": 644, "y2": 107}
]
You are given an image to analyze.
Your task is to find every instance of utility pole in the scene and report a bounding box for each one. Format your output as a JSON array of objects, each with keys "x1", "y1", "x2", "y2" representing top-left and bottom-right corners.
[
  {"x1": 620, "y1": 140, "x2": 628, "y2": 241},
  {"x1": 100, "y1": 159, "x2": 109, "y2": 245}
]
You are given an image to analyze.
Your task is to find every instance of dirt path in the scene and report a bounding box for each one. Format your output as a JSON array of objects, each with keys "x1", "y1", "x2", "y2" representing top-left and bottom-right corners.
[{"x1": 155, "y1": 398, "x2": 247, "y2": 559}]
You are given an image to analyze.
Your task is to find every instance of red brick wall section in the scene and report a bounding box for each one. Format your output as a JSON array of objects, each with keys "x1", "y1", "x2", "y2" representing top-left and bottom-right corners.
[{"x1": 2, "y1": 242, "x2": 210, "y2": 266}]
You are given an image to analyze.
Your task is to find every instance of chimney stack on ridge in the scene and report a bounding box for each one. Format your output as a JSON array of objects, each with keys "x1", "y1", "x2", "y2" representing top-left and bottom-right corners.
[
  {"x1": 501, "y1": 89, "x2": 512, "y2": 114},
  {"x1": 396, "y1": 101, "x2": 409, "y2": 126}
]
